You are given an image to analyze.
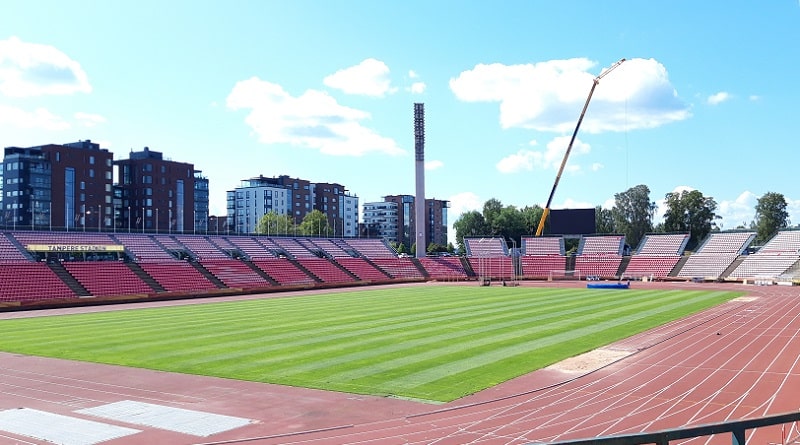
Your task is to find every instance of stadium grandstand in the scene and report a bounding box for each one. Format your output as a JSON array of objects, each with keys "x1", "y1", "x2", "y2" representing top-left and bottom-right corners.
[{"x1": 2, "y1": 229, "x2": 800, "y2": 307}]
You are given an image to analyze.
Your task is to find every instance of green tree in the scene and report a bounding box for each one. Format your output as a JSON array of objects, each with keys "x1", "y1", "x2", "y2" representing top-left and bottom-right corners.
[
  {"x1": 595, "y1": 205, "x2": 614, "y2": 234},
  {"x1": 662, "y1": 189, "x2": 720, "y2": 250},
  {"x1": 298, "y1": 210, "x2": 329, "y2": 236},
  {"x1": 611, "y1": 184, "x2": 655, "y2": 248},
  {"x1": 482, "y1": 198, "x2": 505, "y2": 235},
  {"x1": 520, "y1": 205, "x2": 545, "y2": 235},
  {"x1": 494, "y1": 205, "x2": 527, "y2": 248},
  {"x1": 754, "y1": 192, "x2": 789, "y2": 244},
  {"x1": 427, "y1": 242, "x2": 450, "y2": 254},
  {"x1": 256, "y1": 211, "x2": 296, "y2": 235},
  {"x1": 453, "y1": 210, "x2": 489, "y2": 253}
]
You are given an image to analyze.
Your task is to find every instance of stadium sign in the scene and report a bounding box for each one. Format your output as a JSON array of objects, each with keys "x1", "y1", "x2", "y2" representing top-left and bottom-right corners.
[{"x1": 26, "y1": 244, "x2": 125, "y2": 252}]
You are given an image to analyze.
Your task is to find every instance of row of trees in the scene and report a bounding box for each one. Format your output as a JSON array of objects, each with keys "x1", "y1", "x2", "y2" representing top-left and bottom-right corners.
[
  {"x1": 255, "y1": 210, "x2": 330, "y2": 236},
  {"x1": 453, "y1": 185, "x2": 791, "y2": 253}
]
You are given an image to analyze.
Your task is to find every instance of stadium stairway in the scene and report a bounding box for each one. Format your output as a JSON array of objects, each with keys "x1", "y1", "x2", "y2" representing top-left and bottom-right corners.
[
  {"x1": 616, "y1": 256, "x2": 631, "y2": 277},
  {"x1": 126, "y1": 262, "x2": 166, "y2": 292},
  {"x1": 670, "y1": 256, "x2": 690, "y2": 277},
  {"x1": 47, "y1": 261, "x2": 91, "y2": 297},
  {"x1": 190, "y1": 262, "x2": 227, "y2": 288},
  {"x1": 5, "y1": 233, "x2": 36, "y2": 261},
  {"x1": 242, "y1": 260, "x2": 280, "y2": 286},
  {"x1": 290, "y1": 259, "x2": 323, "y2": 284},
  {"x1": 460, "y1": 256, "x2": 476, "y2": 278},
  {"x1": 566, "y1": 255, "x2": 577, "y2": 272},
  {"x1": 411, "y1": 257, "x2": 430, "y2": 279},
  {"x1": 721, "y1": 256, "x2": 746, "y2": 280},
  {"x1": 362, "y1": 257, "x2": 392, "y2": 279}
]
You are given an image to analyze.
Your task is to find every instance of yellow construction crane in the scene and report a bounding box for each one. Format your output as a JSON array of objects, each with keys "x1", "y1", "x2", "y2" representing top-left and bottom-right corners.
[{"x1": 535, "y1": 58, "x2": 626, "y2": 236}]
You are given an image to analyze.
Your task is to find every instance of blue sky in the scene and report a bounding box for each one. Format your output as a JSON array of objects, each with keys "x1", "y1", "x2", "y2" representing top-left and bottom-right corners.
[{"x1": 2, "y1": 1, "x2": 799, "y2": 236}]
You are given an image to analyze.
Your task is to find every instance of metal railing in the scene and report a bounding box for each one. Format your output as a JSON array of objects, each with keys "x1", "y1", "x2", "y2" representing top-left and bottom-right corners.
[{"x1": 546, "y1": 411, "x2": 800, "y2": 445}]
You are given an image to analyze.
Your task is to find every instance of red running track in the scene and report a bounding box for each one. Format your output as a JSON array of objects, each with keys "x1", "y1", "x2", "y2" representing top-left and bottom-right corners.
[{"x1": 0, "y1": 281, "x2": 798, "y2": 445}]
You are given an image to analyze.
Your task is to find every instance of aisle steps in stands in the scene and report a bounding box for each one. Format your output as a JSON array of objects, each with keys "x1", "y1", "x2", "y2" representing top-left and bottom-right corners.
[
  {"x1": 616, "y1": 256, "x2": 631, "y2": 277},
  {"x1": 190, "y1": 262, "x2": 227, "y2": 288},
  {"x1": 242, "y1": 260, "x2": 279, "y2": 286},
  {"x1": 290, "y1": 259, "x2": 323, "y2": 283},
  {"x1": 47, "y1": 261, "x2": 90, "y2": 297},
  {"x1": 126, "y1": 262, "x2": 166, "y2": 292}
]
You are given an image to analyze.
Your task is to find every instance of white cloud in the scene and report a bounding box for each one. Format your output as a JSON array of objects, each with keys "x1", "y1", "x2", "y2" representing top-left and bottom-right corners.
[
  {"x1": 409, "y1": 82, "x2": 426, "y2": 94},
  {"x1": 717, "y1": 191, "x2": 756, "y2": 230},
  {"x1": 591, "y1": 162, "x2": 603, "y2": 171},
  {"x1": 0, "y1": 36, "x2": 91, "y2": 97},
  {"x1": 496, "y1": 149, "x2": 540, "y2": 173},
  {"x1": 447, "y1": 191, "x2": 483, "y2": 238},
  {"x1": 450, "y1": 57, "x2": 689, "y2": 133},
  {"x1": 554, "y1": 197, "x2": 595, "y2": 209},
  {"x1": 788, "y1": 198, "x2": 800, "y2": 227},
  {"x1": 74, "y1": 112, "x2": 106, "y2": 127},
  {"x1": 0, "y1": 104, "x2": 70, "y2": 130},
  {"x1": 449, "y1": 191, "x2": 482, "y2": 216},
  {"x1": 749, "y1": 95, "x2": 761, "y2": 101},
  {"x1": 226, "y1": 77, "x2": 405, "y2": 156},
  {"x1": 425, "y1": 160, "x2": 443, "y2": 170},
  {"x1": 323, "y1": 58, "x2": 397, "y2": 97},
  {"x1": 707, "y1": 91, "x2": 731, "y2": 105},
  {"x1": 496, "y1": 135, "x2": 590, "y2": 174},
  {"x1": 409, "y1": 70, "x2": 419, "y2": 79}
]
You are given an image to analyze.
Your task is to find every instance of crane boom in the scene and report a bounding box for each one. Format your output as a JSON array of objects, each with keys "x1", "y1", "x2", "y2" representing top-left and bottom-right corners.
[{"x1": 534, "y1": 58, "x2": 626, "y2": 237}]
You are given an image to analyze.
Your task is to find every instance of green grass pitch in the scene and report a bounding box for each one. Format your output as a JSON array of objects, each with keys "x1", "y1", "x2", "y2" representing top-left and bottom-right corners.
[{"x1": 0, "y1": 285, "x2": 741, "y2": 403}]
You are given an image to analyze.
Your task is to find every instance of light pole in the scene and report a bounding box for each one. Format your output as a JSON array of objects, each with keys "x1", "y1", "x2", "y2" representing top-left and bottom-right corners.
[
  {"x1": 29, "y1": 189, "x2": 34, "y2": 231},
  {"x1": 128, "y1": 206, "x2": 131, "y2": 233}
]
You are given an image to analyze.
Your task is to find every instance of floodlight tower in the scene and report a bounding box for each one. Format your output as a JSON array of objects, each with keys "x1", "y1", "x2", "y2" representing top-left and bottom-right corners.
[{"x1": 414, "y1": 103, "x2": 426, "y2": 258}]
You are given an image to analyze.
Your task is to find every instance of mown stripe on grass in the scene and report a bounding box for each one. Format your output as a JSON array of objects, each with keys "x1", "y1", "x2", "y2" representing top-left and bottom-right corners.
[
  {"x1": 164, "y1": 287, "x2": 649, "y2": 370},
  {"x1": 310, "y1": 289, "x2": 722, "y2": 387},
  {"x1": 0, "y1": 286, "x2": 741, "y2": 402},
  {"x1": 234, "y1": 288, "x2": 684, "y2": 376}
]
